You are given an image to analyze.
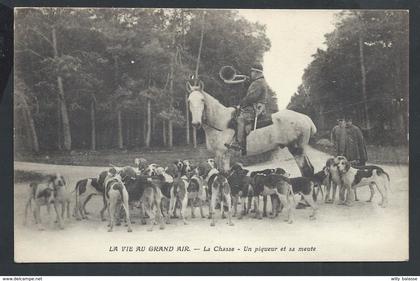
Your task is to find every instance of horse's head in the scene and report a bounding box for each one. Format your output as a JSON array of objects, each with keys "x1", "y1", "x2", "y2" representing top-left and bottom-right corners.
[{"x1": 187, "y1": 80, "x2": 205, "y2": 128}]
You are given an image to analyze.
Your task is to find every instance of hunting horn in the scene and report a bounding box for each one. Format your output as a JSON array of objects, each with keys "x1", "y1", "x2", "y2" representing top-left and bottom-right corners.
[{"x1": 219, "y1": 66, "x2": 249, "y2": 84}]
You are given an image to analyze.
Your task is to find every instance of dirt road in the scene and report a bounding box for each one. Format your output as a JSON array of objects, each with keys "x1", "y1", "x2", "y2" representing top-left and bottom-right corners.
[{"x1": 14, "y1": 147, "x2": 408, "y2": 262}]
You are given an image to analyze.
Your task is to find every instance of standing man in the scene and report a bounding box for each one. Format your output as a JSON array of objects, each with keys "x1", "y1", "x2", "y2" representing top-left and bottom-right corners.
[
  {"x1": 330, "y1": 118, "x2": 347, "y2": 156},
  {"x1": 225, "y1": 62, "x2": 268, "y2": 155},
  {"x1": 340, "y1": 116, "x2": 368, "y2": 206},
  {"x1": 344, "y1": 117, "x2": 368, "y2": 166}
]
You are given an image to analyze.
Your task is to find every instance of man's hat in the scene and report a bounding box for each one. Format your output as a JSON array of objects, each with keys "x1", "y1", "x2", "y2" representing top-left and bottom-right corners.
[{"x1": 251, "y1": 62, "x2": 263, "y2": 73}]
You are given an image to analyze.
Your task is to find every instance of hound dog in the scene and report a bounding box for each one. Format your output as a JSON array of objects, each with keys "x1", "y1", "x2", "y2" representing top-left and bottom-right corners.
[
  {"x1": 195, "y1": 160, "x2": 220, "y2": 217},
  {"x1": 324, "y1": 157, "x2": 343, "y2": 203},
  {"x1": 251, "y1": 173, "x2": 295, "y2": 223},
  {"x1": 24, "y1": 182, "x2": 55, "y2": 230},
  {"x1": 228, "y1": 163, "x2": 254, "y2": 219},
  {"x1": 185, "y1": 169, "x2": 207, "y2": 219},
  {"x1": 152, "y1": 166, "x2": 173, "y2": 223},
  {"x1": 24, "y1": 173, "x2": 70, "y2": 230},
  {"x1": 114, "y1": 166, "x2": 165, "y2": 230},
  {"x1": 335, "y1": 156, "x2": 390, "y2": 207},
  {"x1": 249, "y1": 167, "x2": 289, "y2": 218},
  {"x1": 104, "y1": 171, "x2": 132, "y2": 232},
  {"x1": 169, "y1": 175, "x2": 190, "y2": 225},
  {"x1": 73, "y1": 170, "x2": 108, "y2": 221},
  {"x1": 308, "y1": 167, "x2": 330, "y2": 202},
  {"x1": 209, "y1": 172, "x2": 234, "y2": 227},
  {"x1": 287, "y1": 176, "x2": 318, "y2": 219}
]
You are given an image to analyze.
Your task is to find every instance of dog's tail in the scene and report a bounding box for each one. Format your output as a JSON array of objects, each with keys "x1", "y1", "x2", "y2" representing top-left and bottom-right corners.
[{"x1": 375, "y1": 168, "x2": 391, "y2": 192}]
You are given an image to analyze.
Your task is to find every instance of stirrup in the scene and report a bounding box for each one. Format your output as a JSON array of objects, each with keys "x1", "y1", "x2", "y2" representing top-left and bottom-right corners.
[{"x1": 224, "y1": 142, "x2": 241, "y2": 151}]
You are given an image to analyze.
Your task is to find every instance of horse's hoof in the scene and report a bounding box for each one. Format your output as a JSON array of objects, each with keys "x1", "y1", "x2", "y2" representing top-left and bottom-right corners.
[
  {"x1": 101, "y1": 218, "x2": 106, "y2": 222},
  {"x1": 108, "y1": 229, "x2": 113, "y2": 232},
  {"x1": 38, "y1": 227, "x2": 45, "y2": 231},
  {"x1": 116, "y1": 222, "x2": 121, "y2": 226},
  {"x1": 147, "y1": 228, "x2": 153, "y2": 232},
  {"x1": 85, "y1": 211, "x2": 90, "y2": 215},
  {"x1": 229, "y1": 222, "x2": 234, "y2": 226},
  {"x1": 76, "y1": 218, "x2": 82, "y2": 221},
  {"x1": 160, "y1": 225, "x2": 165, "y2": 230},
  {"x1": 183, "y1": 221, "x2": 188, "y2": 225},
  {"x1": 141, "y1": 221, "x2": 147, "y2": 225},
  {"x1": 201, "y1": 215, "x2": 206, "y2": 219},
  {"x1": 210, "y1": 222, "x2": 215, "y2": 227},
  {"x1": 309, "y1": 216, "x2": 316, "y2": 220},
  {"x1": 232, "y1": 214, "x2": 236, "y2": 217},
  {"x1": 263, "y1": 213, "x2": 267, "y2": 217},
  {"x1": 366, "y1": 200, "x2": 372, "y2": 203},
  {"x1": 127, "y1": 228, "x2": 133, "y2": 233},
  {"x1": 288, "y1": 220, "x2": 294, "y2": 224},
  {"x1": 238, "y1": 216, "x2": 243, "y2": 220},
  {"x1": 222, "y1": 215, "x2": 226, "y2": 219}
]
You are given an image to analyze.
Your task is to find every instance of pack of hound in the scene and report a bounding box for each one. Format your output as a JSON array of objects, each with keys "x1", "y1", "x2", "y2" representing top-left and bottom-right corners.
[{"x1": 23, "y1": 155, "x2": 390, "y2": 231}]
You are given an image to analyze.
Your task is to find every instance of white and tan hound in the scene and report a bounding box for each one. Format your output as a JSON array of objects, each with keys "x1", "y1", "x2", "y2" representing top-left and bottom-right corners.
[
  {"x1": 335, "y1": 156, "x2": 390, "y2": 207},
  {"x1": 104, "y1": 172, "x2": 132, "y2": 232}
]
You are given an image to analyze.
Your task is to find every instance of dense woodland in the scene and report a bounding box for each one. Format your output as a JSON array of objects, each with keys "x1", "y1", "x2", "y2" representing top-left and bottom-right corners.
[
  {"x1": 14, "y1": 8, "x2": 278, "y2": 152},
  {"x1": 14, "y1": 9, "x2": 408, "y2": 153},
  {"x1": 287, "y1": 10, "x2": 408, "y2": 145}
]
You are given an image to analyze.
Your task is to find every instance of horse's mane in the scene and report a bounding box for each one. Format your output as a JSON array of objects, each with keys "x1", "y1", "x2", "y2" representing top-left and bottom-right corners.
[{"x1": 201, "y1": 90, "x2": 235, "y2": 115}]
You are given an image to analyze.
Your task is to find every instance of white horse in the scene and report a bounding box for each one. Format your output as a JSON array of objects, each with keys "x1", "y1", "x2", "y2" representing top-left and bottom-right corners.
[{"x1": 187, "y1": 83, "x2": 317, "y2": 177}]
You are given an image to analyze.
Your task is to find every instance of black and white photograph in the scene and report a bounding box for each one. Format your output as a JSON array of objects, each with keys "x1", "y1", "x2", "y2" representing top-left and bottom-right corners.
[{"x1": 13, "y1": 8, "x2": 409, "y2": 262}]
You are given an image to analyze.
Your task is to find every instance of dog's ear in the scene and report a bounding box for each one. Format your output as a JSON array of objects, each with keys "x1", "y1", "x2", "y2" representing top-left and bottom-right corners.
[
  {"x1": 322, "y1": 166, "x2": 330, "y2": 175},
  {"x1": 345, "y1": 161, "x2": 351, "y2": 172},
  {"x1": 61, "y1": 176, "x2": 66, "y2": 186}
]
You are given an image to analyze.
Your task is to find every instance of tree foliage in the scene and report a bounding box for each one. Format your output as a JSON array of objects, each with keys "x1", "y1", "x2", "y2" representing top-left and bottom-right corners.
[
  {"x1": 288, "y1": 10, "x2": 408, "y2": 145},
  {"x1": 15, "y1": 8, "x2": 275, "y2": 151}
]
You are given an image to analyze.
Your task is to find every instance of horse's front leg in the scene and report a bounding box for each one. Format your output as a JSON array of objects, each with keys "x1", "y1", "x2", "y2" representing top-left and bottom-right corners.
[
  {"x1": 288, "y1": 145, "x2": 314, "y2": 177},
  {"x1": 216, "y1": 151, "x2": 231, "y2": 172}
]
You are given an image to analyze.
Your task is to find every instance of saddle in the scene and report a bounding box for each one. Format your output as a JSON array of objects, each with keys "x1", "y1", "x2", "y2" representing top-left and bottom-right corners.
[{"x1": 227, "y1": 105, "x2": 273, "y2": 132}]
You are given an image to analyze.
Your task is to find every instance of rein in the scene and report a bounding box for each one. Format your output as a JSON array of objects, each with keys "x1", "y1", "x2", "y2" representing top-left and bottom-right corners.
[{"x1": 201, "y1": 102, "x2": 225, "y2": 132}]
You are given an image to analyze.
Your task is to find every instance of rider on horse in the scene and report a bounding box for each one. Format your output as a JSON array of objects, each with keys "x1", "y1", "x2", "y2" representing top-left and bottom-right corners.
[{"x1": 225, "y1": 62, "x2": 269, "y2": 155}]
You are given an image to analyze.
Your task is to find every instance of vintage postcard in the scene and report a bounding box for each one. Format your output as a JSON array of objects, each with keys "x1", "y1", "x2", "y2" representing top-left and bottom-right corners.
[{"x1": 13, "y1": 8, "x2": 409, "y2": 262}]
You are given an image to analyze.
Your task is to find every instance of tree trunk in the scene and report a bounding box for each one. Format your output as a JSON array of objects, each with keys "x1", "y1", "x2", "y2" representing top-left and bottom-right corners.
[
  {"x1": 52, "y1": 26, "x2": 71, "y2": 150},
  {"x1": 168, "y1": 120, "x2": 173, "y2": 148},
  {"x1": 185, "y1": 93, "x2": 190, "y2": 145},
  {"x1": 152, "y1": 112, "x2": 156, "y2": 142},
  {"x1": 162, "y1": 120, "x2": 167, "y2": 146},
  {"x1": 19, "y1": 94, "x2": 39, "y2": 152},
  {"x1": 145, "y1": 99, "x2": 151, "y2": 148},
  {"x1": 117, "y1": 110, "x2": 123, "y2": 149},
  {"x1": 57, "y1": 96, "x2": 62, "y2": 150},
  {"x1": 358, "y1": 33, "x2": 371, "y2": 132},
  {"x1": 126, "y1": 116, "x2": 130, "y2": 148},
  {"x1": 90, "y1": 101, "x2": 96, "y2": 151}
]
